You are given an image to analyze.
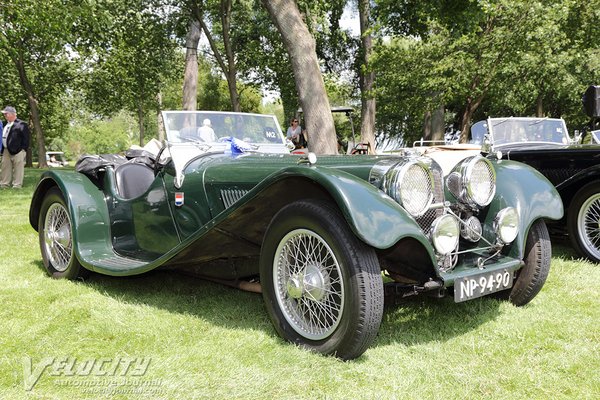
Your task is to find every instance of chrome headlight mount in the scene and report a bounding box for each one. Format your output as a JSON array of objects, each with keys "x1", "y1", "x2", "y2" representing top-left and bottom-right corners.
[
  {"x1": 447, "y1": 155, "x2": 496, "y2": 209},
  {"x1": 381, "y1": 159, "x2": 434, "y2": 218}
]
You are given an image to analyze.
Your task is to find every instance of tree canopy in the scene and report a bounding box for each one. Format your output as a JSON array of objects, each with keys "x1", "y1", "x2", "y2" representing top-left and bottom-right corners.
[{"x1": 0, "y1": 0, "x2": 598, "y2": 161}]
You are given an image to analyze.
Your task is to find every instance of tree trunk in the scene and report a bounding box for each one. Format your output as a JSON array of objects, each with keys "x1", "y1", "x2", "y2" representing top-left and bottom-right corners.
[
  {"x1": 358, "y1": 0, "x2": 376, "y2": 154},
  {"x1": 138, "y1": 101, "x2": 145, "y2": 146},
  {"x1": 423, "y1": 95, "x2": 444, "y2": 142},
  {"x1": 423, "y1": 110, "x2": 432, "y2": 140},
  {"x1": 262, "y1": 0, "x2": 337, "y2": 154},
  {"x1": 431, "y1": 104, "x2": 445, "y2": 141},
  {"x1": 197, "y1": 0, "x2": 241, "y2": 112},
  {"x1": 536, "y1": 93, "x2": 544, "y2": 117},
  {"x1": 183, "y1": 18, "x2": 201, "y2": 110},
  {"x1": 157, "y1": 91, "x2": 165, "y2": 142},
  {"x1": 459, "y1": 91, "x2": 485, "y2": 143},
  {"x1": 459, "y1": 102, "x2": 474, "y2": 143},
  {"x1": 15, "y1": 56, "x2": 46, "y2": 168},
  {"x1": 221, "y1": 0, "x2": 240, "y2": 112}
]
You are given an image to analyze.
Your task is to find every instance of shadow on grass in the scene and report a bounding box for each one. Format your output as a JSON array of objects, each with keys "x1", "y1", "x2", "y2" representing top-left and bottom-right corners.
[
  {"x1": 375, "y1": 295, "x2": 502, "y2": 348},
  {"x1": 58, "y1": 262, "x2": 505, "y2": 351}
]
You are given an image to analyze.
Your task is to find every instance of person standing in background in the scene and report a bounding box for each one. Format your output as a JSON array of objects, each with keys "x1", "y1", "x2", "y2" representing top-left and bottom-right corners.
[
  {"x1": 0, "y1": 106, "x2": 30, "y2": 189},
  {"x1": 0, "y1": 116, "x2": 3, "y2": 164},
  {"x1": 286, "y1": 117, "x2": 305, "y2": 148}
]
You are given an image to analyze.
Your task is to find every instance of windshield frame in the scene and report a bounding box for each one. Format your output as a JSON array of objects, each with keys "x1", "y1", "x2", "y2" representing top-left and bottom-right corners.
[
  {"x1": 483, "y1": 117, "x2": 570, "y2": 149},
  {"x1": 160, "y1": 111, "x2": 289, "y2": 188}
]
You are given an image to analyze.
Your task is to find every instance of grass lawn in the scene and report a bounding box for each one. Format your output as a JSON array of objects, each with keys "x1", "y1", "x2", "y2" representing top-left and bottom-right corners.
[{"x1": 0, "y1": 168, "x2": 599, "y2": 399}]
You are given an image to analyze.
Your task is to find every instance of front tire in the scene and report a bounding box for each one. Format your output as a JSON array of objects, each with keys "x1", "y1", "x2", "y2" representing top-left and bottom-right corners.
[
  {"x1": 38, "y1": 187, "x2": 89, "y2": 279},
  {"x1": 497, "y1": 219, "x2": 551, "y2": 306},
  {"x1": 260, "y1": 200, "x2": 383, "y2": 360},
  {"x1": 567, "y1": 181, "x2": 600, "y2": 262}
]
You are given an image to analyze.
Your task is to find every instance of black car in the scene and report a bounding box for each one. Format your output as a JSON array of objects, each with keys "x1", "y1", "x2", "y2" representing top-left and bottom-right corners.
[{"x1": 470, "y1": 117, "x2": 600, "y2": 262}]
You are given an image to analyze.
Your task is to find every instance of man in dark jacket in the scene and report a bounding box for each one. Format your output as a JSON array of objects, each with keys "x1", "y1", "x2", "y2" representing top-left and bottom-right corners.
[{"x1": 1, "y1": 106, "x2": 30, "y2": 188}]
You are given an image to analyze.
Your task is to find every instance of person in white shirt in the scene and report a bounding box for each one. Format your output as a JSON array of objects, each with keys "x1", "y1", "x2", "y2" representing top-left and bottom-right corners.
[{"x1": 198, "y1": 119, "x2": 217, "y2": 142}]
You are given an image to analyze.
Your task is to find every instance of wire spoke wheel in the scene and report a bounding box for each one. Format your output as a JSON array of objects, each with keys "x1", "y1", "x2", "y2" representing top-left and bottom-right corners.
[
  {"x1": 43, "y1": 203, "x2": 73, "y2": 272},
  {"x1": 578, "y1": 193, "x2": 600, "y2": 260},
  {"x1": 274, "y1": 229, "x2": 344, "y2": 340},
  {"x1": 261, "y1": 199, "x2": 383, "y2": 360},
  {"x1": 38, "y1": 187, "x2": 87, "y2": 279}
]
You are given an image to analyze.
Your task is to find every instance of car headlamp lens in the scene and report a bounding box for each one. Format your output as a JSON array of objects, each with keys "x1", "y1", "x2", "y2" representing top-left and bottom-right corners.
[
  {"x1": 431, "y1": 214, "x2": 460, "y2": 255},
  {"x1": 495, "y1": 207, "x2": 519, "y2": 244},
  {"x1": 448, "y1": 156, "x2": 496, "y2": 208},
  {"x1": 383, "y1": 160, "x2": 434, "y2": 217},
  {"x1": 465, "y1": 156, "x2": 496, "y2": 207}
]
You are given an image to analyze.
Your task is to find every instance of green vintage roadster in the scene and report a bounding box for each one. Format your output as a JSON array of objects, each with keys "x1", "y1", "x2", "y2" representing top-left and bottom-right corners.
[{"x1": 30, "y1": 111, "x2": 563, "y2": 360}]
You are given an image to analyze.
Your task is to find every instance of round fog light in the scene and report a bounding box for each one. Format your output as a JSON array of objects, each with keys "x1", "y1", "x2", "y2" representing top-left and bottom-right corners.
[
  {"x1": 496, "y1": 207, "x2": 519, "y2": 244},
  {"x1": 431, "y1": 214, "x2": 459, "y2": 255},
  {"x1": 461, "y1": 215, "x2": 483, "y2": 242}
]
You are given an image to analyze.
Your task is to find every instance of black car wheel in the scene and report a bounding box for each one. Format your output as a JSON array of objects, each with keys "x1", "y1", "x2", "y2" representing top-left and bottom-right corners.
[
  {"x1": 39, "y1": 187, "x2": 89, "y2": 279},
  {"x1": 568, "y1": 181, "x2": 600, "y2": 262},
  {"x1": 495, "y1": 219, "x2": 551, "y2": 306},
  {"x1": 260, "y1": 199, "x2": 383, "y2": 360}
]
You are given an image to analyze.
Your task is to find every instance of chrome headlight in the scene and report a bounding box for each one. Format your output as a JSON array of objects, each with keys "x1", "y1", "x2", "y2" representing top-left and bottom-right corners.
[
  {"x1": 431, "y1": 214, "x2": 460, "y2": 255},
  {"x1": 448, "y1": 156, "x2": 496, "y2": 208},
  {"x1": 495, "y1": 207, "x2": 519, "y2": 244},
  {"x1": 382, "y1": 160, "x2": 434, "y2": 217}
]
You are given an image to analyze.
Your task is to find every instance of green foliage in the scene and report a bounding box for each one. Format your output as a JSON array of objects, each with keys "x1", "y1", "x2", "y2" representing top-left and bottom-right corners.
[
  {"x1": 64, "y1": 112, "x2": 135, "y2": 159},
  {"x1": 374, "y1": 0, "x2": 600, "y2": 143},
  {"x1": 0, "y1": 0, "x2": 110, "y2": 160},
  {"x1": 161, "y1": 55, "x2": 262, "y2": 113},
  {"x1": 1, "y1": 0, "x2": 599, "y2": 153},
  {"x1": 82, "y1": 0, "x2": 179, "y2": 142}
]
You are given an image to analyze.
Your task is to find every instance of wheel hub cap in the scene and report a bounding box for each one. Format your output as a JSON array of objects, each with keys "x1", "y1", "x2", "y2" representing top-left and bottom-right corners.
[{"x1": 285, "y1": 264, "x2": 330, "y2": 301}]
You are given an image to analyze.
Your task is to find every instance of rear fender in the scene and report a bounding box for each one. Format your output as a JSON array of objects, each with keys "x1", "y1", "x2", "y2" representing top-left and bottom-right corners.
[{"x1": 29, "y1": 170, "x2": 113, "y2": 272}]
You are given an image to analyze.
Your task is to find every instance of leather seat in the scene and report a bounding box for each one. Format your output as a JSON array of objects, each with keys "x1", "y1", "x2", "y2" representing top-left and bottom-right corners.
[{"x1": 114, "y1": 163, "x2": 155, "y2": 199}]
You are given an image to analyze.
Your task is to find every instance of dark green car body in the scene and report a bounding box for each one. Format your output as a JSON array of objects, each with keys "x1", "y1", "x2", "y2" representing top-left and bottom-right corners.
[{"x1": 30, "y1": 152, "x2": 561, "y2": 282}]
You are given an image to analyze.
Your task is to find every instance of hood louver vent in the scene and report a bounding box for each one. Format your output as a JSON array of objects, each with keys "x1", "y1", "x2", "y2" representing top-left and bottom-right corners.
[{"x1": 221, "y1": 189, "x2": 249, "y2": 208}]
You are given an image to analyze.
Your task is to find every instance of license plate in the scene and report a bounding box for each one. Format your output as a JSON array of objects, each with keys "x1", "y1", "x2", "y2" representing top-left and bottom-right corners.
[{"x1": 454, "y1": 269, "x2": 514, "y2": 302}]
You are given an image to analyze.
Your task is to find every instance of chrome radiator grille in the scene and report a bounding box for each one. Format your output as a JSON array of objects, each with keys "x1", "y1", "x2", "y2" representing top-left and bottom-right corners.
[
  {"x1": 221, "y1": 189, "x2": 249, "y2": 209},
  {"x1": 415, "y1": 168, "x2": 444, "y2": 232}
]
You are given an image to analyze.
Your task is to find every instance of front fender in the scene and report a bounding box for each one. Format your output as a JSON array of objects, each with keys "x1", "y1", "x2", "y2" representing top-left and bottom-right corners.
[
  {"x1": 486, "y1": 160, "x2": 564, "y2": 259},
  {"x1": 260, "y1": 166, "x2": 436, "y2": 255}
]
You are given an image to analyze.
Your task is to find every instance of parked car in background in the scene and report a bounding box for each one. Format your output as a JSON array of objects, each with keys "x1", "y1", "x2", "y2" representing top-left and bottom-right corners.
[
  {"x1": 29, "y1": 111, "x2": 562, "y2": 360},
  {"x1": 46, "y1": 151, "x2": 68, "y2": 168},
  {"x1": 467, "y1": 117, "x2": 600, "y2": 262}
]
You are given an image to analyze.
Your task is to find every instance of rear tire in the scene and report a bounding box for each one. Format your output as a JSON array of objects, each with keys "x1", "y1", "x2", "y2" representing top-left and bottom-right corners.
[
  {"x1": 567, "y1": 181, "x2": 600, "y2": 262},
  {"x1": 260, "y1": 199, "x2": 383, "y2": 360},
  {"x1": 38, "y1": 187, "x2": 89, "y2": 279}
]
